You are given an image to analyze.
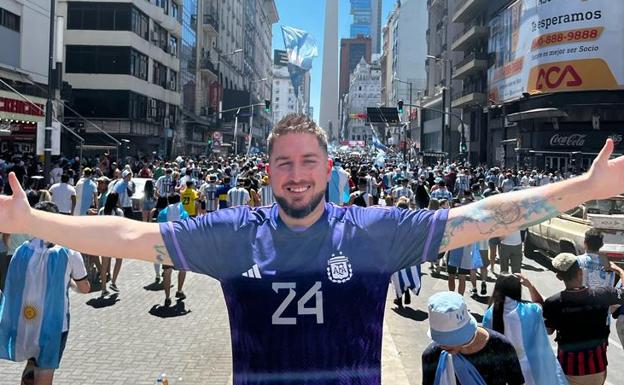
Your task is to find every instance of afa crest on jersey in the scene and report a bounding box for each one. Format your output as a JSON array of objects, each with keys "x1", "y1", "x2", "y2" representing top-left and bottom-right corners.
[{"x1": 326, "y1": 252, "x2": 353, "y2": 283}]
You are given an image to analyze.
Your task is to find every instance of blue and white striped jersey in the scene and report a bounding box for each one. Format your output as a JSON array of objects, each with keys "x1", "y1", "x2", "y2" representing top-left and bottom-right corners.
[
  {"x1": 227, "y1": 187, "x2": 250, "y2": 207},
  {"x1": 155, "y1": 175, "x2": 174, "y2": 197},
  {"x1": 200, "y1": 183, "x2": 219, "y2": 212},
  {"x1": 259, "y1": 185, "x2": 275, "y2": 206},
  {"x1": 73, "y1": 177, "x2": 97, "y2": 216}
]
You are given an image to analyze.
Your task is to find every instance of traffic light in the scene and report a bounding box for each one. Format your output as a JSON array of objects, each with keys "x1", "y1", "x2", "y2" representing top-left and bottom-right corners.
[
  {"x1": 397, "y1": 100, "x2": 404, "y2": 114},
  {"x1": 264, "y1": 99, "x2": 271, "y2": 113}
]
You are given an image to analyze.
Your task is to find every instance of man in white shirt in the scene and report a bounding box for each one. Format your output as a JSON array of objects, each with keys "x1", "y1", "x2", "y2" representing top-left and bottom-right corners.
[{"x1": 49, "y1": 174, "x2": 76, "y2": 215}]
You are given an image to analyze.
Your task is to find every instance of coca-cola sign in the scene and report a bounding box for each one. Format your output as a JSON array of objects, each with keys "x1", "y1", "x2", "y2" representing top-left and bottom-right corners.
[{"x1": 549, "y1": 133, "x2": 586, "y2": 147}]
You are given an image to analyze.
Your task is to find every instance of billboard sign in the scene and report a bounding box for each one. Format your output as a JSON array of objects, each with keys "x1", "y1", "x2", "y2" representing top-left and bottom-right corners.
[{"x1": 488, "y1": 0, "x2": 623, "y2": 103}]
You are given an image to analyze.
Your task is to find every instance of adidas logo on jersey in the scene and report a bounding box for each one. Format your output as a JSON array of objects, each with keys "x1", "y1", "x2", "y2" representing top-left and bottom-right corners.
[{"x1": 242, "y1": 264, "x2": 262, "y2": 279}]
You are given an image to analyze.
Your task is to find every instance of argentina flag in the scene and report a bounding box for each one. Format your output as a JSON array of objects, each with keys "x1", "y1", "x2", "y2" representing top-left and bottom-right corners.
[
  {"x1": 391, "y1": 265, "x2": 422, "y2": 299},
  {"x1": 0, "y1": 240, "x2": 69, "y2": 369},
  {"x1": 281, "y1": 25, "x2": 318, "y2": 97}
]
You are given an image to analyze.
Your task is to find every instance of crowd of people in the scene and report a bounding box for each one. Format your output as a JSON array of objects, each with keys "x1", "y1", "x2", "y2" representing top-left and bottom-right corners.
[{"x1": 0, "y1": 112, "x2": 623, "y2": 385}]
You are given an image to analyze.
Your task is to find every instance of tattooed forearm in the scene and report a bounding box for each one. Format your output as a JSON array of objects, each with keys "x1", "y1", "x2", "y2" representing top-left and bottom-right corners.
[
  {"x1": 154, "y1": 245, "x2": 170, "y2": 264},
  {"x1": 440, "y1": 194, "x2": 562, "y2": 250}
]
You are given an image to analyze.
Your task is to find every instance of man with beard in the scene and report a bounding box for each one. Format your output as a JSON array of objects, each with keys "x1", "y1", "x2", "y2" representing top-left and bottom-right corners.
[{"x1": 2, "y1": 113, "x2": 624, "y2": 385}]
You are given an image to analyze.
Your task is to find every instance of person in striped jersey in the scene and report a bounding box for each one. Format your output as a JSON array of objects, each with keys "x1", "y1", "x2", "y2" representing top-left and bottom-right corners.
[
  {"x1": 72, "y1": 168, "x2": 98, "y2": 216},
  {"x1": 259, "y1": 176, "x2": 275, "y2": 206},
  {"x1": 391, "y1": 197, "x2": 421, "y2": 309},
  {"x1": 227, "y1": 179, "x2": 250, "y2": 207},
  {"x1": 0, "y1": 201, "x2": 90, "y2": 385},
  {"x1": 155, "y1": 168, "x2": 174, "y2": 212},
  {"x1": 199, "y1": 175, "x2": 220, "y2": 214}
]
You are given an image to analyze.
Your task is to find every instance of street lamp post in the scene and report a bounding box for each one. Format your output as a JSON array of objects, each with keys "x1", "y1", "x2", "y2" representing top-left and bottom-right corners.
[
  {"x1": 427, "y1": 55, "x2": 465, "y2": 161},
  {"x1": 43, "y1": 0, "x2": 57, "y2": 183},
  {"x1": 393, "y1": 77, "x2": 414, "y2": 163}
]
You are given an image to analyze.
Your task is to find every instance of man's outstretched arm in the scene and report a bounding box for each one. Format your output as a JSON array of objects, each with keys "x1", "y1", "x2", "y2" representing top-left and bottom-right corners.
[
  {"x1": 440, "y1": 139, "x2": 623, "y2": 252},
  {"x1": 0, "y1": 173, "x2": 173, "y2": 265}
]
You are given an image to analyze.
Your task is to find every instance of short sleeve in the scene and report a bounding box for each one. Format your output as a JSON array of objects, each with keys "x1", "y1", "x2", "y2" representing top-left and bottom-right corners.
[
  {"x1": 159, "y1": 206, "x2": 253, "y2": 279},
  {"x1": 67, "y1": 249, "x2": 87, "y2": 280},
  {"x1": 386, "y1": 208, "x2": 449, "y2": 272}
]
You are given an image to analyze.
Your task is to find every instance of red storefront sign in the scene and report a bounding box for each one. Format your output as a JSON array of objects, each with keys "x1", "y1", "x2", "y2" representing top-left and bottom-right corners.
[{"x1": 0, "y1": 97, "x2": 45, "y2": 117}]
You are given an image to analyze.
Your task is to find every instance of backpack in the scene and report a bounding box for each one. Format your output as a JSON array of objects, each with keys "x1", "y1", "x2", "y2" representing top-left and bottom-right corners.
[{"x1": 353, "y1": 192, "x2": 368, "y2": 207}]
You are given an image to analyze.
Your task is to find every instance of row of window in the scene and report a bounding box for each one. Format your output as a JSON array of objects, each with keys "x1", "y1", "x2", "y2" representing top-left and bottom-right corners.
[
  {"x1": 70, "y1": 89, "x2": 176, "y2": 124},
  {"x1": 66, "y1": 45, "x2": 177, "y2": 90},
  {"x1": 67, "y1": 3, "x2": 177, "y2": 57},
  {"x1": 0, "y1": 7, "x2": 19, "y2": 32}
]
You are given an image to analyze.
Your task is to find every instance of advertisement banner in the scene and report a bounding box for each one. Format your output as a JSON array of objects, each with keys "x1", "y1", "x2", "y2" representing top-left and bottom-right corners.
[
  {"x1": 534, "y1": 130, "x2": 624, "y2": 150},
  {"x1": 488, "y1": 0, "x2": 624, "y2": 103}
]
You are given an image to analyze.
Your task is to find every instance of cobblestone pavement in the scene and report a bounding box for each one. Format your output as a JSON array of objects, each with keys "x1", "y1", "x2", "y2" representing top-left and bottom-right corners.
[{"x1": 2, "y1": 253, "x2": 623, "y2": 385}]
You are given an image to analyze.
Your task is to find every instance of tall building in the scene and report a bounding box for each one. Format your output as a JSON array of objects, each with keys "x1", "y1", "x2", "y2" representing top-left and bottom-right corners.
[
  {"x1": 319, "y1": 0, "x2": 339, "y2": 140},
  {"x1": 339, "y1": 35, "x2": 371, "y2": 99},
  {"x1": 420, "y1": 0, "x2": 463, "y2": 162},
  {"x1": 0, "y1": 0, "x2": 50, "y2": 154},
  {"x1": 349, "y1": 0, "x2": 382, "y2": 54},
  {"x1": 343, "y1": 57, "x2": 381, "y2": 142},
  {"x1": 59, "y1": 0, "x2": 182, "y2": 156}
]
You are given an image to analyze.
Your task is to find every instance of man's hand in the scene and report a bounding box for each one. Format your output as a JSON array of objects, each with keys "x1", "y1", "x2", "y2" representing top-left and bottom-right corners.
[
  {"x1": 0, "y1": 172, "x2": 33, "y2": 234},
  {"x1": 587, "y1": 139, "x2": 624, "y2": 200}
]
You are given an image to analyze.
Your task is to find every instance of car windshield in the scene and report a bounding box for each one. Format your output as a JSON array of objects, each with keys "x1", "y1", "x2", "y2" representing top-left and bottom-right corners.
[{"x1": 585, "y1": 197, "x2": 624, "y2": 215}]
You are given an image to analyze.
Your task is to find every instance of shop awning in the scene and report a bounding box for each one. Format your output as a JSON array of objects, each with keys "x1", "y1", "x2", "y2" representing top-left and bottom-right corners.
[
  {"x1": 506, "y1": 108, "x2": 568, "y2": 122},
  {"x1": 0, "y1": 66, "x2": 34, "y2": 84}
]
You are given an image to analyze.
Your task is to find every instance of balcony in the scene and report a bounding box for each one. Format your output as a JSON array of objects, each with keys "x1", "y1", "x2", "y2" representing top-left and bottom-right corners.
[
  {"x1": 452, "y1": 53, "x2": 488, "y2": 80},
  {"x1": 451, "y1": 22, "x2": 489, "y2": 52},
  {"x1": 203, "y1": 13, "x2": 219, "y2": 36},
  {"x1": 451, "y1": 91, "x2": 487, "y2": 109},
  {"x1": 200, "y1": 55, "x2": 218, "y2": 79},
  {"x1": 452, "y1": 0, "x2": 488, "y2": 24}
]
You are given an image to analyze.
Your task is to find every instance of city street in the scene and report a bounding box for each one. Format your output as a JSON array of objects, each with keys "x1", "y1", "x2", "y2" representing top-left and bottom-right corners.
[{"x1": 1, "y1": 251, "x2": 622, "y2": 385}]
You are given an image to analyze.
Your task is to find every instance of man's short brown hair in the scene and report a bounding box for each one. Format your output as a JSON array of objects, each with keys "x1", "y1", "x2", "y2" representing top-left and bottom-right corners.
[{"x1": 267, "y1": 114, "x2": 328, "y2": 158}]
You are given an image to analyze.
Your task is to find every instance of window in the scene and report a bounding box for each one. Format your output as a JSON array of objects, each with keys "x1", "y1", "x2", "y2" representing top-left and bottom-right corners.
[
  {"x1": 169, "y1": 70, "x2": 177, "y2": 91},
  {"x1": 67, "y1": 3, "x2": 131, "y2": 31},
  {"x1": 171, "y1": 1, "x2": 179, "y2": 20},
  {"x1": 129, "y1": 92, "x2": 148, "y2": 120},
  {"x1": 152, "y1": 61, "x2": 168, "y2": 88},
  {"x1": 131, "y1": 7, "x2": 149, "y2": 39},
  {"x1": 169, "y1": 35, "x2": 178, "y2": 56},
  {"x1": 66, "y1": 46, "x2": 131, "y2": 76},
  {"x1": 130, "y1": 49, "x2": 148, "y2": 80},
  {"x1": 152, "y1": 23, "x2": 168, "y2": 51},
  {"x1": 0, "y1": 8, "x2": 20, "y2": 32}
]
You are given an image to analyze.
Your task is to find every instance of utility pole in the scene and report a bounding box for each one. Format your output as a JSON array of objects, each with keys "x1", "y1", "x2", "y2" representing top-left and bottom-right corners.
[{"x1": 43, "y1": 0, "x2": 57, "y2": 184}]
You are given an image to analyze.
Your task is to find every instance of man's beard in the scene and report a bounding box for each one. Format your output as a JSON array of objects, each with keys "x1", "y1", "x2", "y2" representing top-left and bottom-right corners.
[{"x1": 275, "y1": 188, "x2": 326, "y2": 219}]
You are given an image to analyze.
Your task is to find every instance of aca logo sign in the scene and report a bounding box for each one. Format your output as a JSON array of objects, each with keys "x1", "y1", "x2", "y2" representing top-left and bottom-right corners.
[
  {"x1": 527, "y1": 59, "x2": 619, "y2": 94},
  {"x1": 535, "y1": 65, "x2": 582, "y2": 90}
]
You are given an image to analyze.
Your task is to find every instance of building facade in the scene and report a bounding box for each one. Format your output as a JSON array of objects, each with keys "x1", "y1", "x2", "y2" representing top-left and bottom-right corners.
[
  {"x1": 339, "y1": 35, "x2": 371, "y2": 100},
  {"x1": 0, "y1": 0, "x2": 50, "y2": 154},
  {"x1": 343, "y1": 57, "x2": 381, "y2": 142},
  {"x1": 59, "y1": 0, "x2": 182, "y2": 157}
]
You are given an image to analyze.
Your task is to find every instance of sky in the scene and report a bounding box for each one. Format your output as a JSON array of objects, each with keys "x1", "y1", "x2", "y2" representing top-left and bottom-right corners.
[{"x1": 271, "y1": 0, "x2": 396, "y2": 123}]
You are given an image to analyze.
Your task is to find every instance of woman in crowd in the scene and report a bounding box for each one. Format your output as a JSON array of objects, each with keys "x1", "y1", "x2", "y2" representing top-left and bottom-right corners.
[
  {"x1": 483, "y1": 274, "x2": 567, "y2": 385},
  {"x1": 97, "y1": 192, "x2": 124, "y2": 297}
]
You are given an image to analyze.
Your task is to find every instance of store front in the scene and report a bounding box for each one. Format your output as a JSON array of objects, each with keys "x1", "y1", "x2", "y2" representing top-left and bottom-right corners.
[{"x1": 0, "y1": 91, "x2": 45, "y2": 154}]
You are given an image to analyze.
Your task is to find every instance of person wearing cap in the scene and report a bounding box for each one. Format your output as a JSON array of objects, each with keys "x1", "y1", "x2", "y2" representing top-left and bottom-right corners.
[
  {"x1": 543, "y1": 253, "x2": 624, "y2": 385},
  {"x1": 5, "y1": 117, "x2": 624, "y2": 383},
  {"x1": 422, "y1": 291, "x2": 525, "y2": 385}
]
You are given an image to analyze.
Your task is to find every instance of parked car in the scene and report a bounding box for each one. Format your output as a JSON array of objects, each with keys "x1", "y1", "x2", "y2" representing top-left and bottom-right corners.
[{"x1": 524, "y1": 195, "x2": 624, "y2": 266}]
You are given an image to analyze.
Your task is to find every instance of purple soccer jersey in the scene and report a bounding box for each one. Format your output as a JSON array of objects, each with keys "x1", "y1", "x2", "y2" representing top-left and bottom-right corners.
[{"x1": 160, "y1": 203, "x2": 448, "y2": 385}]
